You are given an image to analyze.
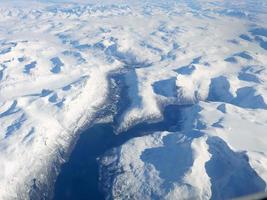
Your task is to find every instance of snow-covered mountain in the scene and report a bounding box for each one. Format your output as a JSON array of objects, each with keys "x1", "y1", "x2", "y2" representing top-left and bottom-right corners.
[{"x1": 0, "y1": 0, "x2": 267, "y2": 199}]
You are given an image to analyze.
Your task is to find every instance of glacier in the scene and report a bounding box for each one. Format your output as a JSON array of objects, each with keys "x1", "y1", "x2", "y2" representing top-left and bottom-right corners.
[{"x1": 0, "y1": 0, "x2": 267, "y2": 199}]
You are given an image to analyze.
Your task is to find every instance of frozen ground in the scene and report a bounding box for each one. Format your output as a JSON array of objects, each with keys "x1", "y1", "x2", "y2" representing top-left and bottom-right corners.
[{"x1": 0, "y1": 0, "x2": 267, "y2": 199}]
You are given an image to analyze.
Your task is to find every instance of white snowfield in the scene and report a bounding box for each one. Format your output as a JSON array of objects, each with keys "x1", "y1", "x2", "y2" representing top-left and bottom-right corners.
[{"x1": 0, "y1": 0, "x2": 267, "y2": 199}]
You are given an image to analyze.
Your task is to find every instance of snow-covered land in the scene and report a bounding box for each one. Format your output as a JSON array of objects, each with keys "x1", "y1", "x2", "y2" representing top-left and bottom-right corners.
[{"x1": 0, "y1": 0, "x2": 267, "y2": 199}]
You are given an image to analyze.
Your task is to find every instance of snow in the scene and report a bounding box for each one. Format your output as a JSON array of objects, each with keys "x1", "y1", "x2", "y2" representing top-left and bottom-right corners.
[
  {"x1": 0, "y1": 0, "x2": 267, "y2": 199},
  {"x1": 0, "y1": 2, "x2": 123, "y2": 197}
]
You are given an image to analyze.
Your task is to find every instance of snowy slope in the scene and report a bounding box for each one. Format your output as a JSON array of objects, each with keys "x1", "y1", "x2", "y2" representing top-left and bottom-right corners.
[
  {"x1": 96, "y1": 1, "x2": 267, "y2": 200},
  {"x1": 0, "y1": 0, "x2": 267, "y2": 199}
]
